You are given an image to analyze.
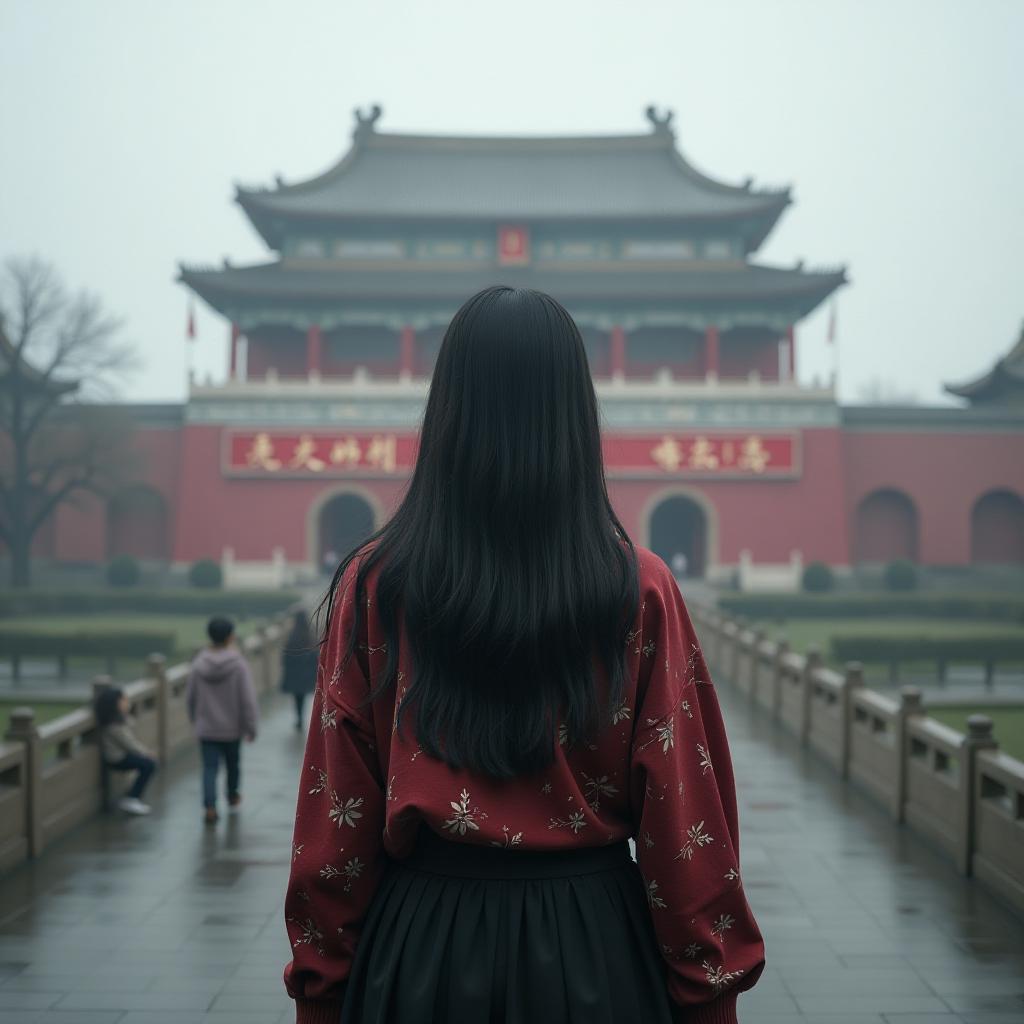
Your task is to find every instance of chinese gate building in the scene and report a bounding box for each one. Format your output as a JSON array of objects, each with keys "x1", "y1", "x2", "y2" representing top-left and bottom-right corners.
[{"x1": 47, "y1": 107, "x2": 1024, "y2": 587}]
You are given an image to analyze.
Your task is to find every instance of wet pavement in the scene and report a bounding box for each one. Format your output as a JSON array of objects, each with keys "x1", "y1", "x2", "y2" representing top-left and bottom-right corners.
[{"x1": 0, "y1": 677, "x2": 1022, "y2": 1023}]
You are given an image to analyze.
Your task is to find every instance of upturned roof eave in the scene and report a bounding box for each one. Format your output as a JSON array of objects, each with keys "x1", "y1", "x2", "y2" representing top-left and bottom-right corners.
[
  {"x1": 178, "y1": 261, "x2": 847, "y2": 314},
  {"x1": 235, "y1": 191, "x2": 794, "y2": 253}
]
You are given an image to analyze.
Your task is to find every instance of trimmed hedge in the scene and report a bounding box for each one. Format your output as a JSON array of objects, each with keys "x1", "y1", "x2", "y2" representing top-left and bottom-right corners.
[
  {"x1": 189, "y1": 559, "x2": 223, "y2": 589},
  {"x1": 0, "y1": 631, "x2": 176, "y2": 659},
  {"x1": 717, "y1": 593, "x2": 1024, "y2": 623},
  {"x1": 802, "y1": 562, "x2": 834, "y2": 593},
  {"x1": 0, "y1": 589, "x2": 300, "y2": 618},
  {"x1": 830, "y1": 634, "x2": 1024, "y2": 665},
  {"x1": 884, "y1": 559, "x2": 918, "y2": 591},
  {"x1": 107, "y1": 555, "x2": 141, "y2": 588}
]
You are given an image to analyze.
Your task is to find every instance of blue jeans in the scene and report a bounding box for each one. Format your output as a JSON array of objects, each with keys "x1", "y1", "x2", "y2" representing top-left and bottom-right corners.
[
  {"x1": 110, "y1": 753, "x2": 157, "y2": 800},
  {"x1": 200, "y1": 739, "x2": 240, "y2": 809}
]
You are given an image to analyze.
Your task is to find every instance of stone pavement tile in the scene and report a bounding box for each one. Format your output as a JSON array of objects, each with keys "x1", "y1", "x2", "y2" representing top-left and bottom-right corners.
[
  {"x1": 2, "y1": 972, "x2": 151, "y2": 992},
  {"x1": 209, "y1": 990, "x2": 293, "y2": 1013},
  {"x1": 55, "y1": 988, "x2": 213, "y2": 1011},
  {"x1": 220, "y1": 974, "x2": 292, "y2": 995},
  {"x1": 114, "y1": 1016, "x2": 209, "y2": 1024},
  {"x1": 752, "y1": 1016, "x2": 886, "y2": 1024},
  {"x1": 959, "y1": 1016, "x2": 1024, "y2": 1024},
  {"x1": 0, "y1": 991, "x2": 62, "y2": 1009},
  {"x1": 838, "y1": 953, "x2": 920, "y2": 969},
  {"x1": 791, "y1": 993, "x2": 955, "y2": 1015},
  {"x1": 116, "y1": 1011, "x2": 283, "y2": 1024},
  {"x1": 203, "y1": 1016, "x2": 287, "y2": 1024},
  {"x1": 145, "y1": 977, "x2": 226, "y2": 996},
  {"x1": 21, "y1": 1014, "x2": 125, "y2": 1024},
  {"x1": 939, "y1": 993, "x2": 1024, "y2": 1015},
  {"x1": 780, "y1": 969, "x2": 936, "y2": 995},
  {"x1": 923, "y1": 972, "x2": 1024, "y2": 996},
  {"x1": 879, "y1": 1018, "x2": 965, "y2": 1024}
]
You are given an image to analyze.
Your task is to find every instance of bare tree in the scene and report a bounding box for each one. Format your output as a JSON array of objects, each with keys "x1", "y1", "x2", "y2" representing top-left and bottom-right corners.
[{"x1": 0, "y1": 255, "x2": 140, "y2": 587}]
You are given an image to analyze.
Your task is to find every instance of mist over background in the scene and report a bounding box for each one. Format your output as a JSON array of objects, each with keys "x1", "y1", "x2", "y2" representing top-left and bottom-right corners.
[{"x1": 1, "y1": 0, "x2": 1021, "y2": 405}]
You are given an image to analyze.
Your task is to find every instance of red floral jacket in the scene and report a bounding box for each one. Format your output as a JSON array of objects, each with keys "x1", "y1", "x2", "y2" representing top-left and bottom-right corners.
[{"x1": 283, "y1": 544, "x2": 766, "y2": 1024}]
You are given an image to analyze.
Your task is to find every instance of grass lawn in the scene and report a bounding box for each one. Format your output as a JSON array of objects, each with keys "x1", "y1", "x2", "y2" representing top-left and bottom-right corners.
[
  {"x1": 925, "y1": 705, "x2": 1024, "y2": 764},
  {"x1": 0, "y1": 614, "x2": 259, "y2": 683},
  {"x1": 752, "y1": 617, "x2": 1024, "y2": 674}
]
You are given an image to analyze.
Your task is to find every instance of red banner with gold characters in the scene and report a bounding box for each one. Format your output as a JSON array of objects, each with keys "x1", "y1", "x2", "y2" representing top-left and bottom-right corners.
[
  {"x1": 223, "y1": 430, "x2": 798, "y2": 478},
  {"x1": 604, "y1": 432, "x2": 799, "y2": 477},
  {"x1": 225, "y1": 432, "x2": 416, "y2": 476}
]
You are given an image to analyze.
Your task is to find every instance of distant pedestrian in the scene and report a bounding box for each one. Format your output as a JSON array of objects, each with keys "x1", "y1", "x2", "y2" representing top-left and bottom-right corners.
[
  {"x1": 186, "y1": 616, "x2": 259, "y2": 825},
  {"x1": 281, "y1": 609, "x2": 319, "y2": 730},
  {"x1": 94, "y1": 686, "x2": 158, "y2": 816},
  {"x1": 323, "y1": 548, "x2": 338, "y2": 577},
  {"x1": 671, "y1": 550, "x2": 688, "y2": 579}
]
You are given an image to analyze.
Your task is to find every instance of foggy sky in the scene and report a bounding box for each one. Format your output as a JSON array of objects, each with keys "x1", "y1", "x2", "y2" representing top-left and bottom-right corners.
[{"x1": 2, "y1": 0, "x2": 1022, "y2": 406}]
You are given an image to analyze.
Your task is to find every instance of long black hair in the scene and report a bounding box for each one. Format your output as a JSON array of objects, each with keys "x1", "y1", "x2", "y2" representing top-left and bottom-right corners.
[
  {"x1": 94, "y1": 686, "x2": 126, "y2": 728},
  {"x1": 317, "y1": 285, "x2": 639, "y2": 778}
]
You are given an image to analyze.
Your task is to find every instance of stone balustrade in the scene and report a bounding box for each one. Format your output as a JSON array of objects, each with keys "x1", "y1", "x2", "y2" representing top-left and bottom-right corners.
[
  {"x1": 0, "y1": 610, "x2": 294, "y2": 870},
  {"x1": 689, "y1": 603, "x2": 1024, "y2": 917}
]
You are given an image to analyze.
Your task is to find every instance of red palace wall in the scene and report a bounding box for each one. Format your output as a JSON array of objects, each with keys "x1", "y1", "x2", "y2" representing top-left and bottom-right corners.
[
  {"x1": 36, "y1": 417, "x2": 1024, "y2": 572},
  {"x1": 608, "y1": 428, "x2": 848, "y2": 565},
  {"x1": 50, "y1": 425, "x2": 183, "y2": 563},
  {"x1": 842, "y1": 429, "x2": 1024, "y2": 566},
  {"x1": 171, "y1": 425, "x2": 409, "y2": 563}
]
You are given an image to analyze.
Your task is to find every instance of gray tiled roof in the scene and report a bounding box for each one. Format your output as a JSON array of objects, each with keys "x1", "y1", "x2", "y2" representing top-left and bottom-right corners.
[
  {"x1": 179, "y1": 260, "x2": 845, "y2": 308},
  {"x1": 944, "y1": 323, "x2": 1024, "y2": 403},
  {"x1": 236, "y1": 127, "x2": 789, "y2": 248}
]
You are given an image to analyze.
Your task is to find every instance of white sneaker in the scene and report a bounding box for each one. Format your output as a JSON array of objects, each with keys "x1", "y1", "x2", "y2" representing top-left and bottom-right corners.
[{"x1": 119, "y1": 797, "x2": 151, "y2": 815}]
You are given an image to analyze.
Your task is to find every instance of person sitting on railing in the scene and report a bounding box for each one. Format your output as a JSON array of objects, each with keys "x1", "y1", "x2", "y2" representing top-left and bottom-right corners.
[{"x1": 94, "y1": 686, "x2": 158, "y2": 816}]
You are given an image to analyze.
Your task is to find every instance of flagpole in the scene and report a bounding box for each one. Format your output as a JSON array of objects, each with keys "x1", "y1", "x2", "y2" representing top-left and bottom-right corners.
[
  {"x1": 185, "y1": 299, "x2": 196, "y2": 395},
  {"x1": 828, "y1": 299, "x2": 838, "y2": 395}
]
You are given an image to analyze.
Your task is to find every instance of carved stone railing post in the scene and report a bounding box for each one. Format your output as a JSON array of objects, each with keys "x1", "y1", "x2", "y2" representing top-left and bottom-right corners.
[
  {"x1": 840, "y1": 662, "x2": 864, "y2": 781},
  {"x1": 960, "y1": 715, "x2": 998, "y2": 877},
  {"x1": 147, "y1": 654, "x2": 170, "y2": 765},
  {"x1": 750, "y1": 630, "x2": 766, "y2": 702},
  {"x1": 896, "y1": 687, "x2": 924, "y2": 824},
  {"x1": 5, "y1": 708, "x2": 40, "y2": 857},
  {"x1": 801, "y1": 646, "x2": 823, "y2": 746},
  {"x1": 771, "y1": 639, "x2": 789, "y2": 721}
]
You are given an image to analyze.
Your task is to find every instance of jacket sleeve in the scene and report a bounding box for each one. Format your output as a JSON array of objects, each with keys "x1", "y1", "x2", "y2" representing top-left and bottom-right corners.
[
  {"x1": 185, "y1": 668, "x2": 197, "y2": 723},
  {"x1": 630, "y1": 562, "x2": 766, "y2": 1024},
  {"x1": 283, "y1": 561, "x2": 387, "y2": 1024},
  {"x1": 239, "y1": 658, "x2": 260, "y2": 739},
  {"x1": 108, "y1": 722, "x2": 151, "y2": 759}
]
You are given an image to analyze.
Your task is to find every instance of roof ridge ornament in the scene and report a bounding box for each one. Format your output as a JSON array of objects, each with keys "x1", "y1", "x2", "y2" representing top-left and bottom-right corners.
[
  {"x1": 353, "y1": 104, "x2": 383, "y2": 140},
  {"x1": 644, "y1": 104, "x2": 675, "y2": 136}
]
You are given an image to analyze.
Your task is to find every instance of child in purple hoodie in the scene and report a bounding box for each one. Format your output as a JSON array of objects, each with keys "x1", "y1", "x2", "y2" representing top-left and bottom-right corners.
[{"x1": 186, "y1": 616, "x2": 260, "y2": 824}]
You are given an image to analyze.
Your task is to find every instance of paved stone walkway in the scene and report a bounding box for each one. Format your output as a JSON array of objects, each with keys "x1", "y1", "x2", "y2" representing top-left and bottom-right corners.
[{"x1": 0, "y1": 679, "x2": 1023, "y2": 1024}]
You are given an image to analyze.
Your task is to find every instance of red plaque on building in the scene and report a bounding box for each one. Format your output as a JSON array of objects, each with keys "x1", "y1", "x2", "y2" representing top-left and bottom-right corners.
[
  {"x1": 224, "y1": 429, "x2": 798, "y2": 479},
  {"x1": 603, "y1": 432, "x2": 800, "y2": 478},
  {"x1": 224, "y1": 431, "x2": 418, "y2": 476},
  {"x1": 497, "y1": 225, "x2": 529, "y2": 265}
]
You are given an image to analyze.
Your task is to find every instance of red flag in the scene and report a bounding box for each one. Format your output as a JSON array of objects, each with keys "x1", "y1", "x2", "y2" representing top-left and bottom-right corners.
[
  {"x1": 186, "y1": 301, "x2": 196, "y2": 341},
  {"x1": 827, "y1": 301, "x2": 837, "y2": 345}
]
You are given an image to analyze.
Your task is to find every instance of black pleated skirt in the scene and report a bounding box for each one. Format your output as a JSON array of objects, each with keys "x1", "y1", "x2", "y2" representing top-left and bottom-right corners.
[{"x1": 340, "y1": 827, "x2": 675, "y2": 1024}]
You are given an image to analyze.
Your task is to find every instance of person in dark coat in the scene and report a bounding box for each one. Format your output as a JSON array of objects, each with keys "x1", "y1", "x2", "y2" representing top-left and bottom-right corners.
[{"x1": 281, "y1": 609, "x2": 318, "y2": 729}]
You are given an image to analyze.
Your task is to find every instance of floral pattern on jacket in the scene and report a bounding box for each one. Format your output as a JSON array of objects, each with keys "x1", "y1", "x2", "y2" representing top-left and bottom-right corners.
[{"x1": 283, "y1": 544, "x2": 766, "y2": 1022}]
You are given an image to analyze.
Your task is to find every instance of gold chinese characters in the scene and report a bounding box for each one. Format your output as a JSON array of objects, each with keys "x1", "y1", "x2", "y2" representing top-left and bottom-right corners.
[
  {"x1": 649, "y1": 435, "x2": 773, "y2": 474},
  {"x1": 241, "y1": 433, "x2": 399, "y2": 473}
]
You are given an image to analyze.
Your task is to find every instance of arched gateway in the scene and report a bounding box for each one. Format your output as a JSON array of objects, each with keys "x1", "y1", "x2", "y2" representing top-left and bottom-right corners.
[
  {"x1": 311, "y1": 491, "x2": 377, "y2": 574},
  {"x1": 647, "y1": 493, "x2": 712, "y2": 579}
]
